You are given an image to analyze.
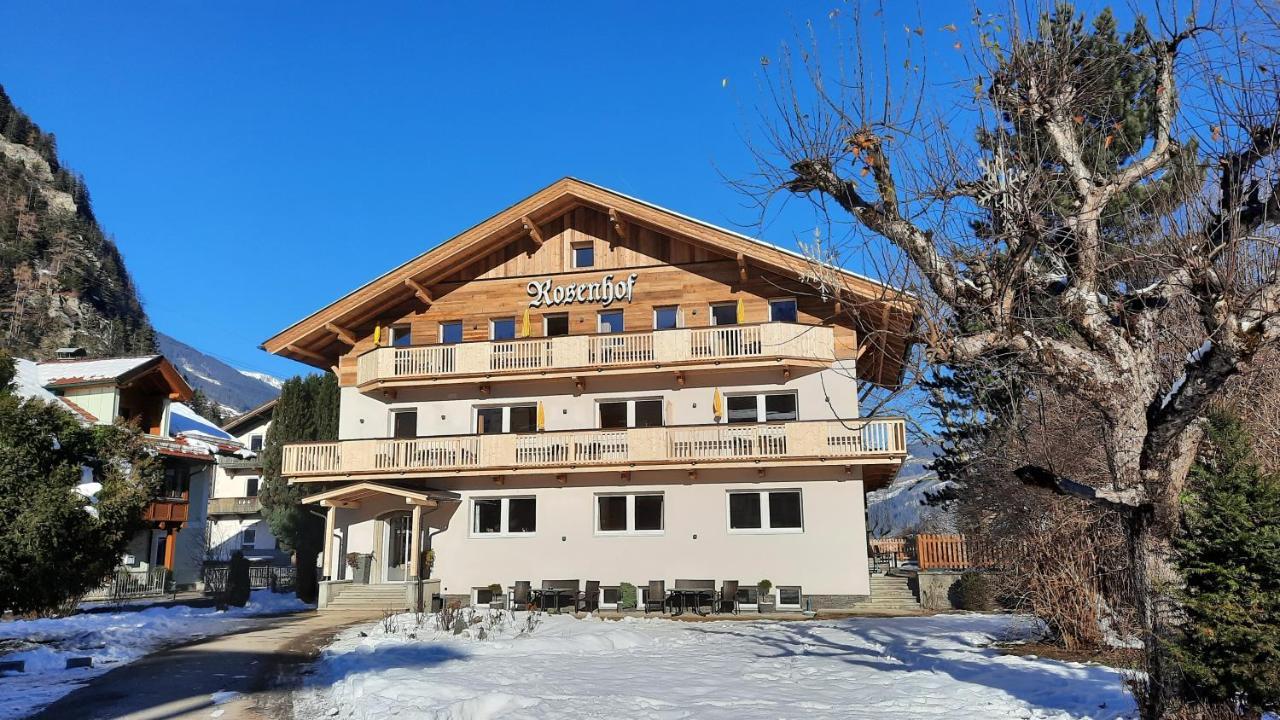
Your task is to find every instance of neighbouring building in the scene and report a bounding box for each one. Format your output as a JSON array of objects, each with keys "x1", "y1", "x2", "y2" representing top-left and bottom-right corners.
[
  {"x1": 12, "y1": 354, "x2": 247, "y2": 588},
  {"x1": 262, "y1": 178, "x2": 914, "y2": 610},
  {"x1": 206, "y1": 399, "x2": 290, "y2": 566}
]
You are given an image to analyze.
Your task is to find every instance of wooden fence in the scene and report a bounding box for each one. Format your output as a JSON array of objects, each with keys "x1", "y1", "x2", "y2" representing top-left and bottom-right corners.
[
  {"x1": 915, "y1": 534, "x2": 970, "y2": 571},
  {"x1": 870, "y1": 534, "x2": 972, "y2": 571}
]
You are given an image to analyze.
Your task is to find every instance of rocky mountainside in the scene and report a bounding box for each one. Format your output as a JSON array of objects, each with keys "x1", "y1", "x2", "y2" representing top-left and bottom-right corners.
[
  {"x1": 0, "y1": 84, "x2": 155, "y2": 359},
  {"x1": 157, "y1": 332, "x2": 281, "y2": 416}
]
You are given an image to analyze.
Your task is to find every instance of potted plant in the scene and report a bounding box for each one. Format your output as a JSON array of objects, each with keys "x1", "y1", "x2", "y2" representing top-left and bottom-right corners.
[
  {"x1": 487, "y1": 583, "x2": 506, "y2": 609},
  {"x1": 344, "y1": 552, "x2": 372, "y2": 584},
  {"x1": 756, "y1": 579, "x2": 775, "y2": 613}
]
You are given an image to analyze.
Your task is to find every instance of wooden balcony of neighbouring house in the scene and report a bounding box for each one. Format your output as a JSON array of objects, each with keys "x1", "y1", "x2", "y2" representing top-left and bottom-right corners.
[
  {"x1": 206, "y1": 497, "x2": 263, "y2": 516},
  {"x1": 217, "y1": 456, "x2": 264, "y2": 471},
  {"x1": 354, "y1": 322, "x2": 837, "y2": 391},
  {"x1": 282, "y1": 417, "x2": 907, "y2": 487},
  {"x1": 143, "y1": 497, "x2": 189, "y2": 524}
]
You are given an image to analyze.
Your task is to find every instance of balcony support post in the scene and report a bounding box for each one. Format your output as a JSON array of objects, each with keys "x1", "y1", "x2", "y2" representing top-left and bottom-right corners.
[
  {"x1": 409, "y1": 502, "x2": 423, "y2": 580},
  {"x1": 163, "y1": 526, "x2": 177, "y2": 571}
]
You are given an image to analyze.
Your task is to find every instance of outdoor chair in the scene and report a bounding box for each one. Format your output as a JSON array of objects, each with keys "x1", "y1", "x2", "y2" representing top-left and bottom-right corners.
[
  {"x1": 577, "y1": 580, "x2": 600, "y2": 613},
  {"x1": 643, "y1": 580, "x2": 666, "y2": 614},
  {"x1": 511, "y1": 581, "x2": 532, "y2": 610},
  {"x1": 716, "y1": 580, "x2": 740, "y2": 614},
  {"x1": 541, "y1": 579, "x2": 579, "y2": 612}
]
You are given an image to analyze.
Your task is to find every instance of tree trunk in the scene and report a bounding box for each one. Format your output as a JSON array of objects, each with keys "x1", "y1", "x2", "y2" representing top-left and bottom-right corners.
[{"x1": 1123, "y1": 508, "x2": 1175, "y2": 719}]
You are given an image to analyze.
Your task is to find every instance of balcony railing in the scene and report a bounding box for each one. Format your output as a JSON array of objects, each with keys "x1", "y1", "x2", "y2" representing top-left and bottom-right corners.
[
  {"x1": 144, "y1": 499, "x2": 189, "y2": 524},
  {"x1": 355, "y1": 322, "x2": 835, "y2": 387},
  {"x1": 207, "y1": 497, "x2": 263, "y2": 515},
  {"x1": 282, "y1": 418, "x2": 906, "y2": 479}
]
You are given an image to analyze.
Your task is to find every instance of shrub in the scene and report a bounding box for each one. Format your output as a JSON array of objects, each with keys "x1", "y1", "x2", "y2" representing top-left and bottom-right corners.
[
  {"x1": 950, "y1": 572, "x2": 995, "y2": 611},
  {"x1": 619, "y1": 582, "x2": 637, "y2": 609}
]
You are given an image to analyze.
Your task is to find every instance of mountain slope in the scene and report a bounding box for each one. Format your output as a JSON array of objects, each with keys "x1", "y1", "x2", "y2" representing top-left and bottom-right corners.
[
  {"x1": 866, "y1": 442, "x2": 956, "y2": 538},
  {"x1": 157, "y1": 332, "x2": 280, "y2": 415},
  {"x1": 0, "y1": 84, "x2": 155, "y2": 358}
]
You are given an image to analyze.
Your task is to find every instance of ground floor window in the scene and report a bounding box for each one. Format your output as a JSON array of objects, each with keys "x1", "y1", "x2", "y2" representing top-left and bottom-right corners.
[
  {"x1": 595, "y1": 493, "x2": 663, "y2": 534},
  {"x1": 600, "y1": 586, "x2": 621, "y2": 609},
  {"x1": 777, "y1": 586, "x2": 802, "y2": 608},
  {"x1": 728, "y1": 490, "x2": 803, "y2": 532},
  {"x1": 474, "y1": 587, "x2": 498, "y2": 605},
  {"x1": 240, "y1": 527, "x2": 256, "y2": 550},
  {"x1": 472, "y1": 496, "x2": 536, "y2": 536},
  {"x1": 735, "y1": 586, "x2": 760, "y2": 607}
]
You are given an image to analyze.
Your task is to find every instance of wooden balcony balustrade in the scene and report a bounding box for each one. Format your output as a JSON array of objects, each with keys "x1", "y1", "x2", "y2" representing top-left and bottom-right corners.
[
  {"x1": 355, "y1": 322, "x2": 836, "y2": 388},
  {"x1": 143, "y1": 499, "x2": 189, "y2": 524},
  {"x1": 207, "y1": 497, "x2": 263, "y2": 515},
  {"x1": 282, "y1": 418, "x2": 906, "y2": 479}
]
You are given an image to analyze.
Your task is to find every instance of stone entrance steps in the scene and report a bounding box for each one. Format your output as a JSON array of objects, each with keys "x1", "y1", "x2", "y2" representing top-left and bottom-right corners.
[
  {"x1": 863, "y1": 575, "x2": 922, "y2": 611},
  {"x1": 323, "y1": 584, "x2": 410, "y2": 612}
]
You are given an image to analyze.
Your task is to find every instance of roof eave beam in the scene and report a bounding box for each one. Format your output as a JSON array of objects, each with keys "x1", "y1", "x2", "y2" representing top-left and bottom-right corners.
[
  {"x1": 404, "y1": 278, "x2": 433, "y2": 306},
  {"x1": 324, "y1": 322, "x2": 356, "y2": 346},
  {"x1": 521, "y1": 216, "x2": 545, "y2": 246},
  {"x1": 285, "y1": 343, "x2": 329, "y2": 366}
]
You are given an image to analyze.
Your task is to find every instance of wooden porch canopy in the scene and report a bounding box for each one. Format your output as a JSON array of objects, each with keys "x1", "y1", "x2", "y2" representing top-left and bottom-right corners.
[
  {"x1": 303, "y1": 481, "x2": 461, "y2": 508},
  {"x1": 261, "y1": 177, "x2": 917, "y2": 387}
]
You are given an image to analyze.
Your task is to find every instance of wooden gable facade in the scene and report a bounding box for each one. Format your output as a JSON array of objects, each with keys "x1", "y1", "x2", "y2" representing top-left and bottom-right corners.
[{"x1": 263, "y1": 179, "x2": 915, "y2": 387}]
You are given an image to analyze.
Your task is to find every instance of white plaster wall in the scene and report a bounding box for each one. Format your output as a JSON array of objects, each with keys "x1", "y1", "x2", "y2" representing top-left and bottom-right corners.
[
  {"x1": 207, "y1": 516, "x2": 280, "y2": 560},
  {"x1": 331, "y1": 467, "x2": 870, "y2": 597},
  {"x1": 173, "y1": 466, "x2": 211, "y2": 586},
  {"x1": 338, "y1": 363, "x2": 859, "y2": 441}
]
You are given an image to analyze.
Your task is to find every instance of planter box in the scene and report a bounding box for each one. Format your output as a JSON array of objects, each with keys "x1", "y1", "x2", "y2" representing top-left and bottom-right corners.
[{"x1": 758, "y1": 601, "x2": 777, "y2": 613}]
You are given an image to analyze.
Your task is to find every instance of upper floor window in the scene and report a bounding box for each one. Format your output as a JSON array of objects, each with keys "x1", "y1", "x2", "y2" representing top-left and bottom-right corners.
[
  {"x1": 653, "y1": 306, "x2": 680, "y2": 330},
  {"x1": 246, "y1": 477, "x2": 259, "y2": 497},
  {"x1": 544, "y1": 313, "x2": 570, "y2": 337},
  {"x1": 726, "y1": 392, "x2": 798, "y2": 424},
  {"x1": 240, "y1": 527, "x2": 257, "y2": 550},
  {"x1": 598, "y1": 310, "x2": 624, "y2": 334},
  {"x1": 476, "y1": 404, "x2": 537, "y2": 434},
  {"x1": 491, "y1": 317, "x2": 516, "y2": 341},
  {"x1": 711, "y1": 302, "x2": 739, "y2": 326},
  {"x1": 572, "y1": 242, "x2": 595, "y2": 269},
  {"x1": 439, "y1": 321, "x2": 463, "y2": 344},
  {"x1": 391, "y1": 408, "x2": 418, "y2": 438},
  {"x1": 390, "y1": 325, "x2": 413, "y2": 347},
  {"x1": 472, "y1": 496, "x2": 536, "y2": 536},
  {"x1": 161, "y1": 466, "x2": 191, "y2": 500},
  {"x1": 598, "y1": 398, "x2": 664, "y2": 429},
  {"x1": 596, "y1": 493, "x2": 664, "y2": 534},
  {"x1": 249, "y1": 434, "x2": 264, "y2": 452},
  {"x1": 769, "y1": 298, "x2": 798, "y2": 323},
  {"x1": 728, "y1": 489, "x2": 803, "y2": 532}
]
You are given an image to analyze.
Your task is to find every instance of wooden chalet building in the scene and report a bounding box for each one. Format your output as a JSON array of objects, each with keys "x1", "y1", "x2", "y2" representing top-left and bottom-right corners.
[{"x1": 264, "y1": 178, "x2": 914, "y2": 610}]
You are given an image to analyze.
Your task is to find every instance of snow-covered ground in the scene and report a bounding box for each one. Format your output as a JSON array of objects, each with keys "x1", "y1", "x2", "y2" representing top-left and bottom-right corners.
[
  {"x1": 0, "y1": 590, "x2": 311, "y2": 720},
  {"x1": 295, "y1": 611, "x2": 1136, "y2": 720}
]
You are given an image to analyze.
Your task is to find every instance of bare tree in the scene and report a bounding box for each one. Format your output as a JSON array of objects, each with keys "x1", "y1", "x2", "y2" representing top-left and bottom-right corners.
[{"x1": 743, "y1": 3, "x2": 1280, "y2": 715}]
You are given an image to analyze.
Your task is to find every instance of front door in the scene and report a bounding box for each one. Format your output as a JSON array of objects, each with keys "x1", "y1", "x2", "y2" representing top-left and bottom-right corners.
[
  {"x1": 150, "y1": 531, "x2": 167, "y2": 569},
  {"x1": 384, "y1": 514, "x2": 412, "y2": 582}
]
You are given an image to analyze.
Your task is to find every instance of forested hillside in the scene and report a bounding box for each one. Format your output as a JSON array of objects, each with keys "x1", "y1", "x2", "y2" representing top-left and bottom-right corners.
[{"x1": 0, "y1": 84, "x2": 155, "y2": 359}]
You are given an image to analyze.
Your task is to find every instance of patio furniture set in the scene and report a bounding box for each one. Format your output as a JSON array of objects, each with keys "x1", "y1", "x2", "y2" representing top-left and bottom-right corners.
[{"x1": 496, "y1": 579, "x2": 749, "y2": 617}]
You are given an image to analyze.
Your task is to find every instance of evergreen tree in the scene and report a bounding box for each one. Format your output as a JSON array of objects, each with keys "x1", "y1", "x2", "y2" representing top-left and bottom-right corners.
[
  {"x1": 0, "y1": 353, "x2": 159, "y2": 614},
  {"x1": 186, "y1": 388, "x2": 225, "y2": 427},
  {"x1": 1170, "y1": 414, "x2": 1280, "y2": 713},
  {"x1": 259, "y1": 373, "x2": 339, "y2": 603}
]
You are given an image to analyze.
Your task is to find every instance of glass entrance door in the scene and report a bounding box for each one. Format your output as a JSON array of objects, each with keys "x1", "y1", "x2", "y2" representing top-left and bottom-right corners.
[{"x1": 384, "y1": 515, "x2": 412, "y2": 582}]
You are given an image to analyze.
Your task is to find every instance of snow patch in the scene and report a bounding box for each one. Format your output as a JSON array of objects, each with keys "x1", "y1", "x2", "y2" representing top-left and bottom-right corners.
[
  {"x1": 237, "y1": 369, "x2": 283, "y2": 390},
  {"x1": 0, "y1": 590, "x2": 312, "y2": 720},
  {"x1": 294, "y1": 611, "x2": 1136, "y2": 720}
]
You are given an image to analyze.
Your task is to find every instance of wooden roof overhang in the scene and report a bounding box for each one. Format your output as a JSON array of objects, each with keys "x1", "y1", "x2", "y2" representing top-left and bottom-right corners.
[
  {"x1": 262, "y1": 177, "x2": 917, "y2": 386},
  {"x1": 52, "y1": 356, "x2": 194, "y2": 402}
]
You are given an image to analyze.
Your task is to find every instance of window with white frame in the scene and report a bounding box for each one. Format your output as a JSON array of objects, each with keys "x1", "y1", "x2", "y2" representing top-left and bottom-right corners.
[
  {"x1": 710, "y1": 302, "x2": 738, "y2": 326},
  {"x1": 725, "y1": 392, "x2": 798, "y2": 424},
  {"x1": 598, "y1": 310, "x2": 624, "y2": 334},
  {"x1": 727, "y1": 490, "x2": 803, "y2": 532},
  {"x1": 240, "y1": 527, "x2": 257, "y2": 550},
  {"x1": 473, "y1": 587, "x2": 499, "y2": 605},
  {"x1": 736, "y1": 586, "x2": 760, "y2": 606},
  {"x1": 391, "y1": 408, "x2": 418, "y2": 438},
  {"x1": 439, "y1": 321, "x2": 463, "y2": 344},
  {"x1": 653, "y1": 306, "x2": 680, "y2": 330},
  {"x1": 595, "y1": 493, "x2": 664, "y2": 534},
  {"x1": 390, "y1": 325, "x2": 413, "y2": 347},
  {"x1": 544, "y1": 313, "x2": 569, "y2": 337},
  {"x1": 777, "y1": 586, "x2": 802, "y2": 608},
  {"x1": 600, "y1": 586, "x2": 622, "y2": 609},
  {"x1": 472, "y1": 496, "x2": 536, "y2": 536},
  {"x1": 475, "y1": 404, "x2": 537, "y2": 434},
  {"x1": 245, "y1": 477, "x2": 259, "y2": 497},
  {"x1": 572, "y1": 242, "x2": 595, "y2": 268},
  {"x1": 769, "y1": 298, "x2": 798, "y2": 323},
  {"x1": 491, "y1": 317, "x2": 516, "y2": 340},
  {"x1": 249, "y1": 434, "x2": 264, "y2": 452},
  {"x1": 597, "y1": 398, "x2": 663, "y2": 429}
]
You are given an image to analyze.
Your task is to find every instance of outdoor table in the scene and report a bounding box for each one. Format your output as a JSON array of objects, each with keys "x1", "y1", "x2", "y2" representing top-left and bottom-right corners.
[
  {"x1": 539, "y1": 587, "x2": 576, "y2": 613},
  {"x1": 667, "y1": 588, "x2": 714, "y2": 616}
]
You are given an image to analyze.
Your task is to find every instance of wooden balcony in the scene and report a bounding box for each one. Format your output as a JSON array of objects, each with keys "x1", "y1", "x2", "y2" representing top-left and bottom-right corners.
[
  {"x1": 207, "y1": 497, "x2": 263, "y2": 515},
  {"x1": 355, "y1": 322, "x2": 835, "y2": 389},
  {"x1": 144, "y1": 499, "x2": 189, "y2": 524},
  {"x1": 282, "y1": 418, "x2": 906, "y2": 482}
]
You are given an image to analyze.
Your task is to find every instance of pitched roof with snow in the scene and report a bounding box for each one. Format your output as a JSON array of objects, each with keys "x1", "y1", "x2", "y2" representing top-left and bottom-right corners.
[{"x1": 37, "y1": 356, "x2": 159, "y2": 386}]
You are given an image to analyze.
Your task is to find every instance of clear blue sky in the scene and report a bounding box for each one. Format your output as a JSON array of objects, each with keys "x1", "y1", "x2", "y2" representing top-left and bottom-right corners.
[{"x1": 0, "y1": 1, "x2": 1130, "y2": 379}]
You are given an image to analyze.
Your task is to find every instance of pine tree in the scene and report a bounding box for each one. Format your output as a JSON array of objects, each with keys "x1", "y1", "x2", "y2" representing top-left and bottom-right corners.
[
  {"x1": 1170, "y1": 414, "x2": 1280, "y2": 713},
  {"x1": 259, "y1": 373, "x2": 338, "y2": 602},
  {"x1": 0, "y1": 353, "x2": 159, "y2": 614}
]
